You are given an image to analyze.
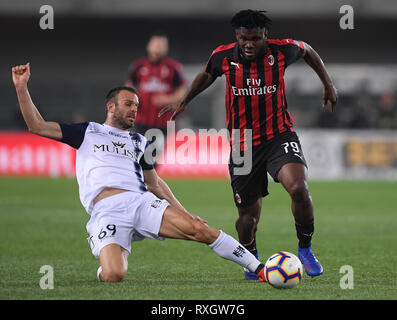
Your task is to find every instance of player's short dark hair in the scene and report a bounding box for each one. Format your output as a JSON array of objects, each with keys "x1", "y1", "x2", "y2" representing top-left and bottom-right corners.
[
  {"x1": 150, "y1": 32, "x2": 168, "y2": 39},
  {"x1": 231, "y1": 10, "x2": 272, "y2": 32},
  {"x1": 106, "y1": 86, "x2": 137, "y2": 103}
]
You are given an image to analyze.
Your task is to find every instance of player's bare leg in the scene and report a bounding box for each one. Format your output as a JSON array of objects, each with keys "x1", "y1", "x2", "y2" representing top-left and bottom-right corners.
[
  {"x1": 158, "y1": 205, "x2": 266, "y2": 281},
  {"x1": 235, "y1": 198, "x2": 262, "y2": 279},
  {"x1": 277, "y1": 162, "x2": 313, "y2": 224},
  {"x1": 235, "y1": 198, "x2": 262, "y2": 251},
  {"x1": 158, "y1": 205, "x2": 219, "y2": 243},
  {"x1": 277, "y1": 162, "x2": 314, "y2": 248},
  {"x1": 277, "y1": 162, "x2": 323, "y2": 276},
  {"x1": 98, "y1": 244, "x2": 129, "y2": 282}
]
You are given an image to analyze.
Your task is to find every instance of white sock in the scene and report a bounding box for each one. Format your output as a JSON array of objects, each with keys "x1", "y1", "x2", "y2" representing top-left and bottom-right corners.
[
  {"x1": 208, "y1": 230, "x2": 261, "y2": 273},
  {"x1": 97, "y1": 266, "x2": 102, "y2": 282}
]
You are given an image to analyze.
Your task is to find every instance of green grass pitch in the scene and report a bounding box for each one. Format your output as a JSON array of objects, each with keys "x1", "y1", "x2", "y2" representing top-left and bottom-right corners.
[{"x1": 0, "y1": 177, "x2": 396, "y2": 300}]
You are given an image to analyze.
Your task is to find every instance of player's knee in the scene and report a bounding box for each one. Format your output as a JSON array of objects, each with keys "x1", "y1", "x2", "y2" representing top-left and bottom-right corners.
[
  {"x1": 236, "y1": 212, "x2": 258, "y2": 226},
  {"x1": 100, "y1": 267, "x2": 126, "y2": 282},
  {"x1": 288, "y1": 182, "x2": 311, "y2": 204},
  {"x1": 237, "y1": 200, "x2": 261, "y2": 218},
  {"x1": 236, "y1": 205, "x2": 260, "y2": 230},
  {"x1": 190, "y1": 220, "x2": 217, "y2": 244}
]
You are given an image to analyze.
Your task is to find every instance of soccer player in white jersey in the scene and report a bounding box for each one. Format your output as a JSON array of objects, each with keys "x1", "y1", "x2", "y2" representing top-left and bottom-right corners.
[{"x1": 12, "y1": 62, "x2": 267, "y2": 282}]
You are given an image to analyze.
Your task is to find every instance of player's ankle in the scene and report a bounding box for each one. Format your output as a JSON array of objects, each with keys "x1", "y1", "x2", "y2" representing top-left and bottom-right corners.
[{"x1": 254, "y1": 263, "x2": 266, "y2": 282}]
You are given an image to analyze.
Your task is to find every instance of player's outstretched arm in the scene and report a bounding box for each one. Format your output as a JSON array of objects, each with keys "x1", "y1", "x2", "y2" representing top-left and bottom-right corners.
[
  {"x1": 158, "y1": 71, "x2": 215, "y2": 120},
  {"x1": 302, "y1": 43, "x2": 338, "y2": 112},
  {"x1": 12, "y1": 63, "x2": 62, "y2": 140}
]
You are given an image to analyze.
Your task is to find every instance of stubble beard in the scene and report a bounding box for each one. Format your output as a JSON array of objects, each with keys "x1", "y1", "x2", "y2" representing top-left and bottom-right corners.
[{"x1": 113, "y1": 107, "x2": 133, "y2": 130}]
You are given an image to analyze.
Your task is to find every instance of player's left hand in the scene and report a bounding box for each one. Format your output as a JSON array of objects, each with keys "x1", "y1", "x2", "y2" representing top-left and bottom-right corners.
[
  {"x1": 323, "y1": 84, "x2": 338, "y2": 112},
  {"x1": 158, "y1": 100, "x2": 186, "y2": 121}
]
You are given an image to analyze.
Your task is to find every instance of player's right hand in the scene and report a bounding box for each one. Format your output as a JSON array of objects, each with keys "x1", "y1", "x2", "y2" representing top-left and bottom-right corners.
[
  {"x1": 12, "y1": 63, "x2": 31, "y2": 88},
  {"x1": 322, "y1": 84, "x2": 338, "y2": 112},
  {"x1": 158, "y1": 101, "x2": 186, "y2": 121}
]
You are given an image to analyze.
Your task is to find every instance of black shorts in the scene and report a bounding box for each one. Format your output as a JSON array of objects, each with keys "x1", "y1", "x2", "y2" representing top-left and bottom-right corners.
[{"x1": 229, "y1": 131, "x2": 307, "y2": 208}]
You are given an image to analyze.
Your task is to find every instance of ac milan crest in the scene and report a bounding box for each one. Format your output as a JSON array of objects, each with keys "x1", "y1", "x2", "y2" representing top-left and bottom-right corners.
[
  {"x1": 235, "y1": 193, "x2": 242, "y2": 204},
  {"x1": 268, "y1": 55, "x2": 275, "y2": 66}
]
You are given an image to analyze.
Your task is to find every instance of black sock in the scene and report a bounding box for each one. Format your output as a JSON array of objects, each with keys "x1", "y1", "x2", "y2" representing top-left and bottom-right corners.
[
  {"x1": 295, "y1": 218, "x2": 314, "y2": 248},
  {"x1": 255, "y1": 263, "x2": 264, "y2": 274},
  {"x1": 243, "y1": 237, "x2": 258, "y2": 257}
]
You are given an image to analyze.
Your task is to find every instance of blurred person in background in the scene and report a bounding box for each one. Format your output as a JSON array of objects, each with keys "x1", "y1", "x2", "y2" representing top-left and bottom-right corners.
[
  {"x1": 348, "y1": 96, "x2": 372, "y2": 129},
  {"x1": 125, "y1": 33, "x2": 187, "y2": 161},
  {"x1": 377, "y1": 92, "x2": 397, "y2": 129}
]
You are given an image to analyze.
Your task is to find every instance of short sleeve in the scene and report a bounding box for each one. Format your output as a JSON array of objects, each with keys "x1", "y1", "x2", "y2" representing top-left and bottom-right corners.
[
  {"x1": 280, "y1": 39, "x2": 305, "y2": 67},
  {"x1": 59, "y1": 122, "x2": 89, "y2": 149},
  {"x1": 172, "y1": 62, "x2": 187, "y2": 88},
  {"x1": 205, "y1": 50, "x2": 224, "y2": 79},
  {"x1": 139, "y1": 141, "x2": 155, "y2": 170}
]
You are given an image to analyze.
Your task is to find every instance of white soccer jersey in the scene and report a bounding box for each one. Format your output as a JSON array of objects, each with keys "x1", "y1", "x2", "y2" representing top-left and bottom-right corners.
[{"x1": 59, "y1": 122, "x2": 154, "y2": 214}]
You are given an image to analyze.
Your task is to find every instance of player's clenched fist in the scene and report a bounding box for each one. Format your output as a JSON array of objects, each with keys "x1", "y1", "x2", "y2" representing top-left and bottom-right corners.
[{"x1": 12, "y1": 62, "x2": 31, "y2": 88}]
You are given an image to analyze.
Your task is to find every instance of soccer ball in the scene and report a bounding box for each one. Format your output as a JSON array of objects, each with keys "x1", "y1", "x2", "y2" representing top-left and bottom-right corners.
[{"x1": 264, "y1": 251, "x2": 303, "y2": 289}]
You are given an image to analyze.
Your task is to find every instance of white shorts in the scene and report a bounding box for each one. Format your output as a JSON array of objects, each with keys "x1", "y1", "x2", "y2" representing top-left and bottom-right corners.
[{"x1": 86, "y1": 191, "x2": 170, "y2": 258}]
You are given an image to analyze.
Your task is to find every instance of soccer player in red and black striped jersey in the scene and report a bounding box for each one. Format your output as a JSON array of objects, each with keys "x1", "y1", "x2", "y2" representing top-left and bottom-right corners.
[
  {"x1": 126, "y1": 33, "x2": 186, "y2": 141},
  {"x1": 160, "y1": 10, "x2": 338, "y2": 279}
]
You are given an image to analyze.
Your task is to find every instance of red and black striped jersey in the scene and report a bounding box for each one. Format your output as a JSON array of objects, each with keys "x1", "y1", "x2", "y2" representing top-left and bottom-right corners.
[
  {"x1": 127, "y1": 57, "x2": 186, "y2": 129},
  {"x1": 205, "y1": 39, "x2": 305, "y2": 149}
]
